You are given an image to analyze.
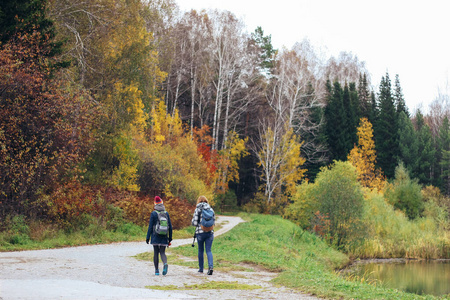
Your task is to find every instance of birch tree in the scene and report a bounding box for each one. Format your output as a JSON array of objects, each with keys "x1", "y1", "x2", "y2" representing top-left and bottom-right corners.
[
  {"x1": 254, "y1": 120, "x2": 306, "y2": 203},
  {"x1": 266, "y1": 40, "x2": 325, "y2": 166},
  {"x1": 183, "y1": 10, "x2": 213, "y2": 135},
  {"x1": 209, "y1": 10, "x2": 253, "y2": 151}
]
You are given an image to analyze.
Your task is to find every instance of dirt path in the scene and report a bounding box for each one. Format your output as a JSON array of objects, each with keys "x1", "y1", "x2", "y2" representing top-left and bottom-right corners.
[{"x1": 0, "y1": 216, "x2": 319, "y2": 300}]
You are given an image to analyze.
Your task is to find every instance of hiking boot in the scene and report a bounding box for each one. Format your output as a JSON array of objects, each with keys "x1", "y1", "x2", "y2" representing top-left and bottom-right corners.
[
  {"x1": 163, "y1": 263, "x2": 168, "y2": 276},
  {"x1": 155, "y1": 270, "x2": 160, "y2": 276},
  {"x1": 207, "y1": 267, "x2": 213, "y2": 275}
]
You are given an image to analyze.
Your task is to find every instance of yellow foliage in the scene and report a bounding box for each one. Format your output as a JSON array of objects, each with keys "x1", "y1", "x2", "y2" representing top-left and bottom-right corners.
[
  {"x1": 140, "y1": 99, "x2": 215, "y2": 203},
  {"x1": 348, "y1": 118, "x2": 385, "y2": 191},
  {"x1": 258, "y1": 123, "x2": 306, "y2": 203},
  {"x1": 215, "y1": 131, "x2": 249, "y2": 193},
  {"x1": 149, "y1": 99, "x2": 183, "y2": 144},
  {"x1": 110, "y1": 131, "x2": 140, "y2": 191}
]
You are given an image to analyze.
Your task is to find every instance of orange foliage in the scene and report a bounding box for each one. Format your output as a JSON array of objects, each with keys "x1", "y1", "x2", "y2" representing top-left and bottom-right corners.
[
  {"x1": 311, "y1": 211, "x2": 331, "y2": 241},
  {"x1": 114, "y1": 194, "x2": 195, "y2": 229},
  {"x1": 45, "y1": 182, "x2": 104, "y2": 225},
  {"x1": 163, "y1": 196, "x2": 196, "y2": 229},
  {"x1": 193, "y1": 125, "x2": 218, "y2": 186}
]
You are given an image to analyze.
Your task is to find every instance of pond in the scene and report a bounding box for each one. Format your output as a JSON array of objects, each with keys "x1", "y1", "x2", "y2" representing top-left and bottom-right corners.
[{"x1": 345, "y1": 259, "x2": 450, "y2": 296}]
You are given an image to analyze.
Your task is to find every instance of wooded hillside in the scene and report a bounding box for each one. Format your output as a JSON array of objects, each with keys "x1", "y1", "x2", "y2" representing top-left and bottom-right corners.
[{"x1": 1, "y1": 0, "x2": 449, "y2": 227}]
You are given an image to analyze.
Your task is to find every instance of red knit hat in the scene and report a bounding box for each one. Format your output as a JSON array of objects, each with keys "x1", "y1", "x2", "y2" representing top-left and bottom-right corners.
[{"x1": 154, "y1": 196, "x2": 163, "y2": 204}]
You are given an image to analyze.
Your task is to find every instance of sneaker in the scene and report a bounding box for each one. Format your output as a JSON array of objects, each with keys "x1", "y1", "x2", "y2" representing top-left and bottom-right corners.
[
  {"x1": 207, "y1": 267, "x2": 213, "y2": 275},
  {"x1": 155, "y1": 270, "x2": 160, "y2": 276},
  {"x1": 163, "y1": 263, "x2": 168, "y2": 276},
  {"x1": 198, "y1": 269, "x2": 203, "y2": 273}
]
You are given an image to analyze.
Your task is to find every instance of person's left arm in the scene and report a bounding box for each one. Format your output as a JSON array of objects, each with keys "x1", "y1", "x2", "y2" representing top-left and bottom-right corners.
[
  {"x1": 146, "y1": 211, "x2": 156, "y2": 243},
  {"x1": 167, "y1": 212, "x2": 173, "y2": 243}
]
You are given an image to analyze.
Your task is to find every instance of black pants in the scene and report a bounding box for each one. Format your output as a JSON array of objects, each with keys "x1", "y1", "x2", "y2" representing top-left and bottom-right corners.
[{"x1": 153, "y1": 245, "x2": 167, "y2": 270}]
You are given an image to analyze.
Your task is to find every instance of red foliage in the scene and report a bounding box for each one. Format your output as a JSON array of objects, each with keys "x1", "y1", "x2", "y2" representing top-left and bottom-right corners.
[
  {"x1": 46, "y1": 181, "x2": 104, "y2": 225},
  {"x1": 193, "y1": 125, "x2": 218, "y2": 186},
  {"x1": 113, "y1": 193, "x2": 195, "y2": 229},
  {"x1": 0, "y1": 30, "x2": 98, "y2": 218},
  {"x1": 163, "y1": 196, "x2": 196, "y2": 229},
  {"x1": 311, "y1": 211, "x2": 331, "y2": 240}
]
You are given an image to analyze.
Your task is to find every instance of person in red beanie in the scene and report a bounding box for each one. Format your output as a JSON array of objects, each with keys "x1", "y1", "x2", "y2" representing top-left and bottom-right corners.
[{"x1": 146, "y1": 196, "x2": 173, "y2": 275}]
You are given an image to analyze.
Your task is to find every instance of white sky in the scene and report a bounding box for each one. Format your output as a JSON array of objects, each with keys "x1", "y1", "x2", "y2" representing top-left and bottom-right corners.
[{"x1": 177, "y1": 0, "x2": 450, "y2": 113}]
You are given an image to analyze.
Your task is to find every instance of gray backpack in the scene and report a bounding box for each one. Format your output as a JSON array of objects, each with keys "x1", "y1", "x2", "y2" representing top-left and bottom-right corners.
[{"x1": 155, "y1": 211, "x2": 168, "y2": 236}]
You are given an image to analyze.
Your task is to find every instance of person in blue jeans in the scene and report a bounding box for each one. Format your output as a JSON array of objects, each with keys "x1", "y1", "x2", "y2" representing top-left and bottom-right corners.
[{"x1": 191, "y1": 195, "x2": 214, "y2": 275}]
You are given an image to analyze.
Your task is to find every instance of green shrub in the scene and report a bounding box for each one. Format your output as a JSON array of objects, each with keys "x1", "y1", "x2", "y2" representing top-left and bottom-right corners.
[
  {"x1": 385, "y1": 163, "x2": 424, "y2": 220},
  {"x1": 214, "y1": 190, "x2": 239, "y2": 212},
  {"x1": 285, "y1": 161, "x2": 365, "y2": 249},
  {"x1": 116, "y1": 222, "x2": 143, "y2": 235},
  {"x1": 284, "y1": 182, "x2": 318, "y2": 229}
]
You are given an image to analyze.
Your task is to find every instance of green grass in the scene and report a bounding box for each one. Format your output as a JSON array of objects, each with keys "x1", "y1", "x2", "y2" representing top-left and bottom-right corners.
[
  {"x1": 169, "y1": 213, "x2": 447, "y2": 300},
  {"x1": 3, "y1": 212, "x2": 449, "y2": 299},
  {"x1": 0, "y1": 221, "x2": 146, "y2": 251}
]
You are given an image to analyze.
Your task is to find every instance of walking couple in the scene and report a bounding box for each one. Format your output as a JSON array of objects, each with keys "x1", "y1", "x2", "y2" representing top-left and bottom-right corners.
[{"x1": 146, "y1": 195, "x2": 215, "y2": 276}]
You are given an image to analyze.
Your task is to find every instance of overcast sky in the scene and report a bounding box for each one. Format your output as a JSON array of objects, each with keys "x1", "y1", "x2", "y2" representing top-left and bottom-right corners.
[{"x1": 177, "y1": 0, "x2": 450, "y2": 113}]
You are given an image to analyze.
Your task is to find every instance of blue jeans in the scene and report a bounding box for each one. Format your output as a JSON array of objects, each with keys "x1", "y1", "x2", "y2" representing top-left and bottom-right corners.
[{"x1": 197, "y1": 232, "x2": 214, "y2": 270}]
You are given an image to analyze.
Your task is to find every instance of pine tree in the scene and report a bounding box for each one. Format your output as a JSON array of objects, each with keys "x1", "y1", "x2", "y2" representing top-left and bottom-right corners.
[
  {"x1": 438, "y1": 116, "x2": 450, "y2": 195},
  {"x1": 374, "y1": 73, "x2": 399, "y2": 178},
  {"x1": 415, "y1": 110, "x2": 436, "y2": 185},
  {"x1": 342, "y1": 83, "x2": 357, "y2": 149},
  {"x1": 358, "y1": 73, "x2": 371, "y2": 119},
  {"x1": 0, "y1": 0, "x2": 64, "y2": 59},
  {"x1": 394, "y1": 74, "x2": 409, "y2": 117},
  {"x1": 251, "y1": 26, "x2": 276, "y2": 76},
  {"x1": 398, "y1": 111, "x2": 419, "y2": 178},
  {"x1": 325, "y1": 81, "x2": 349, "y2": 161},
  {"x1": 369, "y1": 91, "x2": 378, "y2": 125},
  {"x1": 349, "y1": 82, "x2": 360, "y2": 145}
]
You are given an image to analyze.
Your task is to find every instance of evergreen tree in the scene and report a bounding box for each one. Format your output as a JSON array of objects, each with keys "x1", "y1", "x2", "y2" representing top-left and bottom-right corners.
[
  {"x1": 369, "y1": 90, "x2": 378, "y2": 125},
  {"x1": 438, "y1": 116, "x2": 450, "y2": 195},
  {"x1": 251, "y1": 26, "x2": 276, "y2": 76},
  {"x1": 394, "y1": 74, "x2": 409, "y2": 117},
  {"x1": 374, "y1": 73, "x2": 399, "y2": 178},
  {"x1": 0, "y1": 0, "x2": 63, "y2": 57},
  {"x1": 358, "y1": 73, "x2": 372, "y2": 119},
  {"x1": 415, "y1": 110, "x2": 436, "y2": 185},
  {"x1": 324, "y1": 81, "x2": 350, "y2": 161},
  {"x1": 398, "y1": 111, "x2": 419, "y2": 178},
  {"x1": 349, "y1": 82, "x2": 360, "y2": 145},
  {"x1": 342, "y1": 83, "x2": 357, "y2": 149}
]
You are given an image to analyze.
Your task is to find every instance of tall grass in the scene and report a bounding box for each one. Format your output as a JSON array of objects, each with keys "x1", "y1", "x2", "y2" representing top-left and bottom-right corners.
[
  {"x1": 0, "y1": 214, "x2": 146, "y2": 251},
  {"x1": 352, "y1": 191, "x2": 450, "y2": 259},
  {"x1": 171, "y1": 213, "x2": 442, "y2": 299}
]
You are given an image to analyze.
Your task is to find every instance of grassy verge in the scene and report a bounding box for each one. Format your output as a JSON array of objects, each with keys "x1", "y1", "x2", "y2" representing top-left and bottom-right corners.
[
  {"x1": 0, "y1": 214, "x2": 223, "y2": 252},
  {"x1": 169, "y1": 213, "x2": 445, "y2": 300},
  {"x1": 0, "y1": 220, "x2": 146, "y2": 251}
]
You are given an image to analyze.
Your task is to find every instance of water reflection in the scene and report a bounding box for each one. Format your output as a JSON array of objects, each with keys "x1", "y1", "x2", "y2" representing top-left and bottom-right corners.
[{"x1": 348, "y1": 260, "x2": 450, "y2": 296}]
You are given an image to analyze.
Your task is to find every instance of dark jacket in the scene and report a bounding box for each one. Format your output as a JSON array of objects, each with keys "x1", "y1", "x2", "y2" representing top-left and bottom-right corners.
[{"x1": 146, "y1": 204, "x2": 173, "y2": 246}]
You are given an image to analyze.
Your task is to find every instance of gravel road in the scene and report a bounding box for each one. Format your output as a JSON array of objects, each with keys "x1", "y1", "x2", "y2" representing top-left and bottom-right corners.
[{"x1": 0, "y1": 216, "x2": 319, "y2": 300}]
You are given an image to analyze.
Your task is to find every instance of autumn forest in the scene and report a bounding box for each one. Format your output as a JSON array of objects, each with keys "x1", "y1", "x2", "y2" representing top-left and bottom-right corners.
[{"x1": 1, "y1": 0, "x2": 449, "y2": 254}]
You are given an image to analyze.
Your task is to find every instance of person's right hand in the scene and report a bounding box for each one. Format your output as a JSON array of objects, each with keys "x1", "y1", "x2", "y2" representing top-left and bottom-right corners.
[{"x1": 146, "y1": 239, "x2": 149, "y2": 244}]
